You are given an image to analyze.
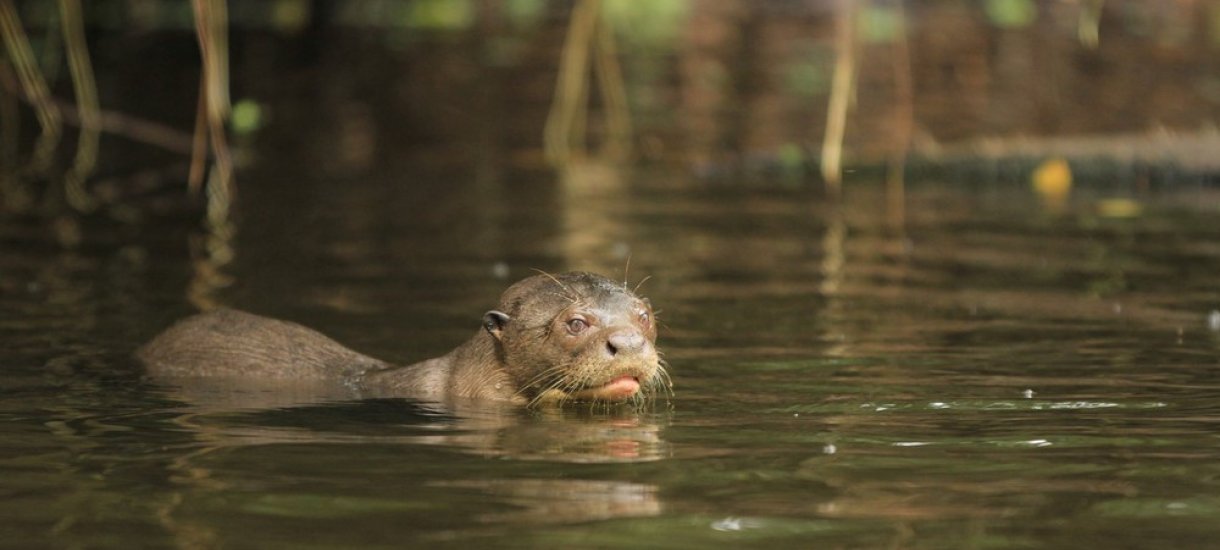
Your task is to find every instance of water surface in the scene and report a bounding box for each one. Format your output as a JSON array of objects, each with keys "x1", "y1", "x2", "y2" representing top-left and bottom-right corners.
[{"x1": 4, "y1": 168, "x2": 1220, "y2": 548}]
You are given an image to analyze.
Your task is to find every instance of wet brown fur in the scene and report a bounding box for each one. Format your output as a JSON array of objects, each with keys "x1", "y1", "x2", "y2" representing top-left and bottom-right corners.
[{"x1": 137, "y1": 272, "x2": 665, "y2": 406}]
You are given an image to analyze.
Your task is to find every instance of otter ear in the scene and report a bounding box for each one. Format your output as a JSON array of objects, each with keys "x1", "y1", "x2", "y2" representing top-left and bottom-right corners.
[{"x1": 483, "y1": 310, "x2": 511, "y2": 339}]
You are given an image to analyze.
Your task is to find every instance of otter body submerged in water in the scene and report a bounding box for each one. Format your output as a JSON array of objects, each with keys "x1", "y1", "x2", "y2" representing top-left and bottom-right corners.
[{"x1": 137, "y1": 272, "x2": 665, "y2": 406}]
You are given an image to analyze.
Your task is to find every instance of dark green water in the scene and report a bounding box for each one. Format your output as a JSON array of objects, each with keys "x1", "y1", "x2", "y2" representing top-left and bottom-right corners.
[{"x1": 4, "y1": 162, "x2": 1220, "y2": 548}]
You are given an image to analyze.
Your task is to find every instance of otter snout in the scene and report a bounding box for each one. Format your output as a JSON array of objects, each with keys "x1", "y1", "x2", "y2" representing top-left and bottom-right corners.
[{"x1": 605, "y1": 329, "x2": 647, "y2": 358}]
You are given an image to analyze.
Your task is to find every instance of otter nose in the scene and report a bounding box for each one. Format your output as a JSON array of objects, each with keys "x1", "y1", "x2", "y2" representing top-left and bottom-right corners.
[{"x1": 605, "y1": 330, "x2": 645, "y2": 357}]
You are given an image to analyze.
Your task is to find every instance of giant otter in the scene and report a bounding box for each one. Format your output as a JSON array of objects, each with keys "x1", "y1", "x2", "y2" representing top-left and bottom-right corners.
[{"x1": 137, "y1": 271, "x2": 667, "y2": 406}]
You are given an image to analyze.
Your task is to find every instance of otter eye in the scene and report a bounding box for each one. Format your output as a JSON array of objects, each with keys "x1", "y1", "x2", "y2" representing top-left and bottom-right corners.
[
  {"x1": 638, "y1": 311, "x2": 650, "y2": 327},
  {"x1": 566, "y1": 318, "x2": 588, "y2": 334}
]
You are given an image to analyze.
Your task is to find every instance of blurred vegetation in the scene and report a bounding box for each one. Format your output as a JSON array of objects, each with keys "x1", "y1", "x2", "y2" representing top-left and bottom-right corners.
[{"x1": 1, "y1": 0, "x2": 1218, "y2": 217}]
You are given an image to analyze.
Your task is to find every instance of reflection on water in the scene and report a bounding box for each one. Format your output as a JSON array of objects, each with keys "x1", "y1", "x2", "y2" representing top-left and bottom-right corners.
[
  {"x1": 175, "y1": 398, "x2": 673, "y2": 464},
  {"x1": 141, "y1": 396, "x2": 668, "y2": 547},
  {"x1": 6, "y1": 169, "x2": 1220, "y2": 546},
  {"x1": 558, "y1": 158, "x2": 636, "y2": 273},
  {"x1": 437, "y1": 478, "x2": 659, "y2": 525}
]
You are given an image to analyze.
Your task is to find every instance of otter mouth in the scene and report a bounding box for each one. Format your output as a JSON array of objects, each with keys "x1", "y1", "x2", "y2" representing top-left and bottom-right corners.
[{"x1": 569, "y1": 375, "x2": 641, "y2": 401}]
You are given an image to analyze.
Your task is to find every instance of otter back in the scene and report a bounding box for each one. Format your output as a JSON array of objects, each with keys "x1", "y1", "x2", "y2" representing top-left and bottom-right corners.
[{"x1": 137, "y1": 309, "x2": 387, "y2": 380}]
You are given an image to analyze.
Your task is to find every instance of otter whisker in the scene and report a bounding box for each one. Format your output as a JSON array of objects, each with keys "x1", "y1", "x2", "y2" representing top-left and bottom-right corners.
[
  {"x1": 518, "y1": 371, "x2": 568, "y2": 396},
  {"x1": 529, "y1": 375, "x2": 580, "y2": 409},
  {"x1": 530, "y1": 268, "x2": 579, "y2": 302},
  {"x1": 639, "y1": 376, "x2": 660, "y2": 401},
  {"x1": 516, "y1": 364, "x2": 571, "y2": 397},
  {"x1": 522, "y1": 361, "x2": 572, "y2": 383},
  {"x1": 651, "y1": 360, "x2": 675, "y2": 399},
  {"x1": 540, "y1": 291, "x2": 580, "y2": 306},
  {"x1": 632, "y1": 275, "x2": 652, "y2": 295},
  {"x1": 658, "y1": 362, "x2": 674, "y2": 390},
  {"x1": 519, "y1": 362, "x2": 592, "y2": 407},
  {"x1": 623, "y1": 255, "x2": 632, "y2": 291},
  {"x1": 526, "y1": 376, "x2": 571, "y2": 407},
  {"x1": 520, "y1": 384, "x2": 560, "y2": 407},
  {"x1": 517, "y1": 368, "x2": 560, "y2": 390}
]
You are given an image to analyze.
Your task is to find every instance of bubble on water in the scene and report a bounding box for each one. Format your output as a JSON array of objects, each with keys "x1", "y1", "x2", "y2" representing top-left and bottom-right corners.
[
  {"x1": 1022, "y1": 389, "x2": 1035, "y2": 399},
  {"x1": 929, "y1": 402, "x2": 950, "y2": 409},
  {"x1": 711, "y1": 517, "x2": 761, "y2": 531},
  {"x1": 1208, "y1": 310, "x2": 1220, "y2": 332},
  {"x1": 822, "y1": 443, "x2": 836, "y2": 455},
  {"x1": 1026, "y1": 439, "x2": 1052, "y2": 447},
  {"x1": 1038, "y1": 401, "x2": 1119, "y2": 410},
  {"x1": 894, "y1": 441, "x2": 930, "y2": 447}
]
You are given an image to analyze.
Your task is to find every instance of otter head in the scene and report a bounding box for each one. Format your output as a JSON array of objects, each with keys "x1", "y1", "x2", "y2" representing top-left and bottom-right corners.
[{"x1": 481, "y1": 271, "x2": 665, "y2": 405}]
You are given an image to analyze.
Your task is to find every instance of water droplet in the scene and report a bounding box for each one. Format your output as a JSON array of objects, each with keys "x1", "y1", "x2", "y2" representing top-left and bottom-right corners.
[
  {"x1": 822, "y1": 443, "x2": 837, "y2": 454},
  {"x1": 1022, "y1": 389, "x2": 1035, "y2": 399}
]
